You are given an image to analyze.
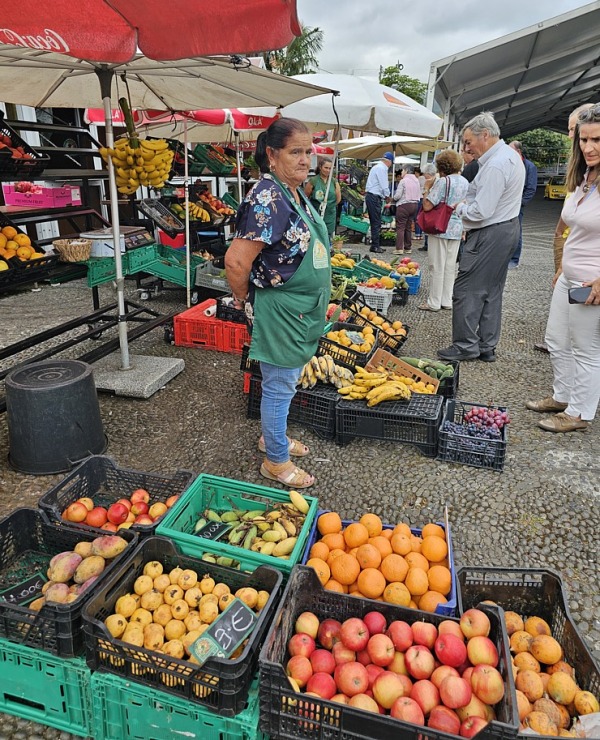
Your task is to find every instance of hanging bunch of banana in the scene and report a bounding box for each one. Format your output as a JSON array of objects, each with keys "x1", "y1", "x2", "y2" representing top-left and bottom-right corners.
[
  {"x1": 97, "y1": 98, "x2": 175, "y2": 195},
  {"x1": 298, "y1": 354, "x2": 355, "y2": 390}
]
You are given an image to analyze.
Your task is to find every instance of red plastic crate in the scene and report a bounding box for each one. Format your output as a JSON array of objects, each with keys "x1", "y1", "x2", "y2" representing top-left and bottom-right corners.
[
  {"x1": 243, "y1": 371, "x2": 252, "y2": 394},
  {"x1": 174, "y1": 299, "x2": 250, "y2": 353},
  {"x1": 218, "y1": 320, "x2": 251, "y2": 354}
]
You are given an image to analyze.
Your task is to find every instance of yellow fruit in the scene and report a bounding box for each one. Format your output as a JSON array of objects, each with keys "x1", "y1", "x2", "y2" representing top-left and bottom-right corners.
[{"x1": 1, "y1": 226, "x2": 17, "y2": 240}]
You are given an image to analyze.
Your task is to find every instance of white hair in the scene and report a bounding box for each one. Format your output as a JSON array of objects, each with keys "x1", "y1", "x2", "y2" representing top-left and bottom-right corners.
[{"x1": 461, "y1": 111, "x2": 501, "y2": 139}]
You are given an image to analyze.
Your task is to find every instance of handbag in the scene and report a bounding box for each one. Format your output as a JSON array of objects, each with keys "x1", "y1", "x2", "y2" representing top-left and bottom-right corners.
[{"x1": 416, "y1": 177, "x2": 453, "y2": 235}]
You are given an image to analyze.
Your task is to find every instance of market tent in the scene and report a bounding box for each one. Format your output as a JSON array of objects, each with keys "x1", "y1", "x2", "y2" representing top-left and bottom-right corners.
[{"x1": 337, "y1": 135, "x2": 453, "y2": 160}]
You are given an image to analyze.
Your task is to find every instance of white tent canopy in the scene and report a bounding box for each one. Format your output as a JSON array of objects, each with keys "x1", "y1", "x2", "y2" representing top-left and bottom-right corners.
[{"x1": 337, "y1": 135, "x2": 452, "y2": 159}]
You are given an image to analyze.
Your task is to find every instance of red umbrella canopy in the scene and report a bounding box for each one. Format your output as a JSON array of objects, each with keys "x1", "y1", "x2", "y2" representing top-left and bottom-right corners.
[{"x1": 0, "y1": 0, "x2": 300, "y2": 63}]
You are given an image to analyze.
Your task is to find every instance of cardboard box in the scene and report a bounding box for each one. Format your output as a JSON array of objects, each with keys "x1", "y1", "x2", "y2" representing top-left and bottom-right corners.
[
  {"x1": 2, "y1": 183, "x2": 73, "y2": 209},
  {"x1": 365, "y1": 348, "x2": 440, "y2": 392}
]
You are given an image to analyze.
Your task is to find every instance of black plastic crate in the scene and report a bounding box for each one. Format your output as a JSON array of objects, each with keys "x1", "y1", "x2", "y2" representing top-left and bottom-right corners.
[
  {"x1": 392, "y1": 286, "x2": 409, "y2": 306},
  {"x1": 0, "y1": 508, "x2": 137, "y2": 657},
  {"x1": 38, "y1": 455, "x2": 195, "y2": 537},
  {"x1": 0, "y1": 113, "x2": 50, "y2": 176},
  {"x1": 83, "y1": 536, "x2": 283, "y2": 716},
  {"x1": 137, "y1": 198, "x2": 184, "y2": 238},
  {"x1": 438, "y1": 400, "x2": 508, "y2": 472},
  {"x1": 438, "y1": 360, "x2": 460, "y2": 400},
  {"x1": 240, "y1": 343, "x2": 261, "y2": 377},
  {"x1": 0, "y1": 212, "x2": 60, "y2": 287},
  {"x1": 336, "y1": 393, "x2": 444, "y2": 456},
  {"x1": 343, "y1": 292, "x2": 410, "y2": 356},
  {"x1": 247, "y1": 376, "x2": 338, "y2": 440},
  {"x1": 217, "y1": 296, "x2": 247, "y2": 324},
  {"x1": 259, "y1": 566, "x2": 518, "y2": 740},
  {"x1": 317, "y1": 321, "x2": 378, "y2": 370},
  {"x1": 457, "y1": 567, "x2": 600, "y2": 729}
]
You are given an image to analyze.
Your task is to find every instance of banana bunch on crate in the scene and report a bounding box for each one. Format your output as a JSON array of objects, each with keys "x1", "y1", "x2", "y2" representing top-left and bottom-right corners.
[
  {"x1": 338, "y1": 366, "x2": 413, "y2": 405},
  {"x1": 192, "y1": 491, "x2": 310, "y2": 560},
  {"x1": 98, "y1": 138, "x2": 175, "y2": 195},
  {"x1": 184, "y1": 200, "x2": 211, "y2": 222},
  {"x1": 298, "y1": 354, "x2": 355, "y2": 390}
]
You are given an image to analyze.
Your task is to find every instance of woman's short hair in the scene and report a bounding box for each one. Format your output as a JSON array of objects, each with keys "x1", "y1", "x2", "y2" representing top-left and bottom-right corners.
[
  {"x1": 435, "y1": 149, "x2": 463, "y2": 175},
  {"x1": 402, "y1": 165, "x2": 415, "y2": 174},
  {"x1": 461, "y1": 111, "x2": 501, "y2": 139},
  {"x1": 255, "y1": 118, "x2": 309, "y2": 173},
  {"x1": 422, "y1": 163, "x2": 438, "y2": 176}
]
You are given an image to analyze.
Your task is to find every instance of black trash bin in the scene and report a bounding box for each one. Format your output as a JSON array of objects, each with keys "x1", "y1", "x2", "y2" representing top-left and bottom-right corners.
[{"x1": 5, "y1": 360, "x2": 107, "y2": 475}]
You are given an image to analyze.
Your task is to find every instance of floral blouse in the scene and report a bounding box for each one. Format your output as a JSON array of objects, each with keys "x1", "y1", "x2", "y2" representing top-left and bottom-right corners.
[{"x1": 234, "y1": 174, "x2": 315, "y2": 289}]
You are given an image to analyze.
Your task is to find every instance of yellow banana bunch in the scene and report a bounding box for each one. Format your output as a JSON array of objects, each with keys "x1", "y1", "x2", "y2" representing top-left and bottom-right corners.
[
  {"x1": 99, "y1": 138, "x2": 175, "y2": 195},
  {"x1": 297, "y1": 354, "x2": 354, "y2": 389},
  {"x1": 184, "y1": 201, "x2": 211, "y2": 222},
  {"x1": 338, "y1": 365, "x2": 414, "y2": 404}
]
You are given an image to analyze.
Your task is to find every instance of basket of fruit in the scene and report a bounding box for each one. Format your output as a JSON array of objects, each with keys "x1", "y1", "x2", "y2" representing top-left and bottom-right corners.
[
  {"x1": 138, "y1": 198, "x2": 185, "y2": 237},
  {"x1": 52, "y1": 239, "x2": 93, "y2": 263},
  {"x1": 317, "y1": 322, "x2": 378, "y2": 370},
  {"x1": 0, "y1": 213, "x2": 58, "y2": 284},
  {"x1": 457, "y1": 566, "x2": 600, "y2": 738},
  {"x1": 192, "y1": 144, "x2": 237, "y2": 176},
  {"x1": 258, "y1": 565, "x2": 519, "y2": 740},
  {"x1": 82, "y1": 535, "x2": 283, "y2": 715},
  {"x1": 0, "y1": 113, "x2": 50, "y2": 176},
  {"x1": 343, "y1": 292, "x2": 409, "y2": 355},
  {"x1": 356, "y1": 279, "x2": 396, "y2": 316},
  {"x1": 438, "y1": 401, "x2": 509, "y2": 472}
]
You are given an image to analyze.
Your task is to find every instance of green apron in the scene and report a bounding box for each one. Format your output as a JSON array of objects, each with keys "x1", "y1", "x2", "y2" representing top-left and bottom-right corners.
[
  {"x1": 249, "y1": 177, "x2": 331, "y2": 368},
  {"x1": 309, "y1": 174, "x2": 337, "y2": 239}
]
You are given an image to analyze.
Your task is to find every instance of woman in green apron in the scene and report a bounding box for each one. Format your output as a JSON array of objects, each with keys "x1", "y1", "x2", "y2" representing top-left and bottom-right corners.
[
  {"x1": 225, "y1": 119, "x2": 331, "y2": 489},
  {"x1": 305, "y1": 157, "x2": 341, "y2": 243}
]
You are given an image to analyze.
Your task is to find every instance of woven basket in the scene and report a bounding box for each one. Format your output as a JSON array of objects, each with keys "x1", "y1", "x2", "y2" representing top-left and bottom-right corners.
[{"x1": 52, "y1": 238, "x2": 92, "y2": 262}]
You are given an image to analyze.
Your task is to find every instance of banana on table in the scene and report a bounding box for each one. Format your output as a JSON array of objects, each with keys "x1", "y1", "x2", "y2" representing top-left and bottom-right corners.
[
  {"x1": 99, "y1": 137, "x2": 175, "y2": 195},
  {"x1": 338, "y1": 366, "x2": 412, "y2": 405},
  {"x1": 297, "y1": 354, "x2": 355, "y2": 390}
]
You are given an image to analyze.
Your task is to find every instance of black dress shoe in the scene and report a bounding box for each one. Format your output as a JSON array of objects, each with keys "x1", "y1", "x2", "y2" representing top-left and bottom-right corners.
[
  {"x1": 534, "y1": 342, "x2": 549, "y2": 353},
  {"x1": 437, "y1": 346, "x2": 479, "y2": 361},
  {"x1": 478, "y1": 350, "x2": 496, "y2": 363},
  {"x1": 369, "y1": 247, "x2": 385, "y2": 253},
  {"x1": 418, "y1": 246, "x2": 428, "y2": 252}
]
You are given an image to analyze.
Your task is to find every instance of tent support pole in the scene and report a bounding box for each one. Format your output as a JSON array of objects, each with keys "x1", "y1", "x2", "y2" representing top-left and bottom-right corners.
[{"x1": 184, "y1": 119, "x2": 191, "y2": 307}]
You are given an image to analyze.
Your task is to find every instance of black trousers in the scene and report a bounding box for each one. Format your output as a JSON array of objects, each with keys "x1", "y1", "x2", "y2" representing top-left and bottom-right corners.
[{"x1": 365, "y1": 192, "x2": 382, "y2": 249}]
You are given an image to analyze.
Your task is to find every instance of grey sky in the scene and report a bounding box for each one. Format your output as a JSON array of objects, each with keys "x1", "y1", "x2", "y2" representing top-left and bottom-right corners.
[{"x1": 297, "y1": 1, "x2": 592, "y2": 83}]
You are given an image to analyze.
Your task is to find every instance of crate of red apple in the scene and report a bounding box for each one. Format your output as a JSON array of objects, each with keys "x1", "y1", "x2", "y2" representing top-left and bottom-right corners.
[
  {"x1": 38, "y1": 455, "x2": 195, "y2": 536},
  {"x1": 259, "y1": 566, "x2": 518, "y2": 740}
]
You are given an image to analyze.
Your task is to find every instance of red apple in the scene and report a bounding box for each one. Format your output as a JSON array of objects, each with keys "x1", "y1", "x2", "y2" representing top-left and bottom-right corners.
[
  {"x1": 363, "y1": 610, "x2": 387, "y2": 636},
  {"x1": 101, "y1": 522, "x2": 118, "y2": 532},
  {"x1": 348, "y1": 693, "x2": 379, "y2": 713},
  {"x1": 431, "y1": 664, "x2": 460, "y2": 689},
  {"x1": 439, "y1": 620, "x2": 466, "y2": 642},
  {"x1": 332, "y1": 641, "x2": 356, "y2": 665},
  {"x1": 356, "y1": 648, "x2": 371, "y2": 666},
  {"x1": 286, "y1": 655, "x2": 313, "y2": 688},
  {"x1": 372, "y1": 670, "x2": 406, "y2": 709},
  {"x1": 130, "y1": 488, "x2": 150, "y2": 504},
  {"x1": 125, "y1": 511, "x2": 136, "y2": 523},
  {"x1": 388, "y1": 650, "x2": 408, "y2": 675},
  {"x1": 77, "y1": 497, "x2": 94, "y2": 512},
  {"x1": 462, "y1": 666, "x2": 474, "y2": 684},
  {"x1": 317, "y1": 618, "x2": 341, "y2": 649},
  {"x1": 331, "y1": 693, "x2": 349, "y2": 704},
  {"x1": 288, "y1": 633, "x2": 316, "y2": 658},
  {"x1": 367, "y1": 633, "x2": 395, "y2": 667},
  {"x1": 435, "y1": 633, "x2": 468, "y2": 668},
  {"x1": 390, "y1": 696, "x2": 425, "y2": 725},
  {"x1": 134, "y1": 514, "x2": 154, "y2": 526},
  {"x1": 306, "y1": 672, "x2": 336, "y2": 700},
  {"x1": 295, "y1": 611, "x2": 320, "y2": 639},
  {"x1": 466, "y1": 635, "x2": 499, "y2": 667},
  {"x1": 131, "y1": 501, "x2": 149, "y2": 516},
  {"x1": 165, "y1": 494, "x2": 179, "y2": 508},
  {"x1": 65, "y1": 501, "x2": 88, "y2": 523},
  {"x1": 398, "y1": 673, "x2": 414, "y2": 697},
  {"x1": 148, "y1": 502, "x2": 168, "y2": 520},
  {"x1": 439, "y1": 675, "x2": 472, "y2": 709},
  {"x1": 412, "y1": 621, "x2": 438, "y2": 650},
  {"x1": 107, "y1": 502, "x2": 129, "y2": 525},
  {"x1": 460, "y1": 609, "x2": 491, "y2": 639},
  {"x1": 85, "y1": 506, "x2": 108, "y2": 528},
  {"x1": 340, "y1": 618, "x2": 369, "y2": 652},
  {"x1": 310, "y1": 648, "x2": 335, "y2": 674},
  {"x1": 428, "y1": 705, "x2": 462, "y2": 734},
  {"x1": 405, "y1": 645, "x2": 435, "y2": 680},
  {"x1": 410, "y1": 679, "x2": 440, "y2": 716},
  {"x1": 115, "y1": 498, "x2": 132, "y2": 511},
  {"x1": 334, "y1": 661, "x2": 369, "y2": 697},
  {"x1": 470, "y1": 664, "x2": 505, "y2": 705},
  {"x1": 460, "y1": 716, "x2": 489, "y2": 738},
  {"x1": 387, "y1": 620, "x2": 413, "y2": 652},
  {"x1": 455, "y1": 694, "x2": 490, "y2": 722},
  {"x1": 365, "y1": 663, "x2": 385, "y2": 689}
]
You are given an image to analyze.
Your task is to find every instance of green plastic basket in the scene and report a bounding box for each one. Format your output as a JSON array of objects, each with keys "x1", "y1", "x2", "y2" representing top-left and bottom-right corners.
[
  {"x1": 91, "y1": 672, "x2": 265, "y2": 740},
  {"x1": 354, "y1": 259, "x2": 393, "y2": 280},
  {"x1": 156, "y1": 474, "x2": 318, "y2": 574},
  {"x1": 124, "y1": 244, "x2": 160, "y2": 274},
  {"x1": 140, "y1": 245, "x2": 206, "y2": 288},
  {"x1": 85, "y1": 256, "x2": 116, "y2": 287},
  {"x1": 0, "y1": 637, "x2": 92, "y2": 737},
  {"x1": 340, "y1": 213, "x2": 370, "y2": 235},
  {"x1": 192, "y1": 144, "x2": 236, "y2": 175},
  {"x1": 222, "y1": 191, "x2": 240, "y2": 211}
]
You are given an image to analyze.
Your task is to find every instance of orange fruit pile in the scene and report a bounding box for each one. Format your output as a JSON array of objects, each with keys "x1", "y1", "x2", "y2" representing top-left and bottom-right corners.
[
  {"x1": 307, "y1": 512, "x2": 452, "y2": 612},
  {"x1": 0, "y1": 225, "x2": 42, "y2": 262}
]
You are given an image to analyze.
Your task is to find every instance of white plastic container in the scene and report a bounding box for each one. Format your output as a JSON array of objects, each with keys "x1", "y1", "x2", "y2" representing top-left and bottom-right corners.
[{"x1": 80, "y1": 228, "x2": 126, "y2": 257}]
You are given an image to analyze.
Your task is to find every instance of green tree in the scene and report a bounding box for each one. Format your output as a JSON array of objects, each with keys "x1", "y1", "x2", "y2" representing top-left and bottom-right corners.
[
  {"x1": 508, "y1": 129, "x2": 570, "y2": 167},
  {"x1": 263, "y1": 24, "x2": 323, "y2": 76},
  {"x1": 379, "y1": 66, "x2": 427, "y2": 103}
]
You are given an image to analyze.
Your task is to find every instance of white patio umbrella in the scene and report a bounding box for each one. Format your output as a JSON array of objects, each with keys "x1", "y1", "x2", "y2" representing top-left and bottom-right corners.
[{"x1": 337, "y1": 135, "x2": 453, "y2": 160}]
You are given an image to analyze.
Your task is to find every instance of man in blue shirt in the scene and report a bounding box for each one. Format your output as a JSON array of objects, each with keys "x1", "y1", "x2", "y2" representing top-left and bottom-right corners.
[
  {"x1": 508, "y1": 140, "x2": 538, "y2": 268},
  {"x1": 364, "y1": 152, "x2": 393, "y2": 253}
]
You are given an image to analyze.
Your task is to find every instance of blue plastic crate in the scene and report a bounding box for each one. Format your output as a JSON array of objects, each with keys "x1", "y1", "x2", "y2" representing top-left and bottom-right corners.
[{"x1": 405, "y1": 271, "x2": 421, "y2": 295}]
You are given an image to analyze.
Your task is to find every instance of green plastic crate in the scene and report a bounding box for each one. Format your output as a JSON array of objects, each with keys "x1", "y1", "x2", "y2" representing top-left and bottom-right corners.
[
  {"x1": 125, "y1": 244, "x2": 160, "y2": 274},
  {"x1": 157, "y1": 243, "x2": 206, "y2": 269},
  {"x1": 91, "y1": 672, "x2": 265, "y2": 740},
  {"x1": 0, "y1": 637, "x2": 92, "y2": 737},
  {"x1": 354, "y1": 259, "x2": 393, "y2": 281},
  {"x1": 192, "y1": 144, "x2": 236, "y2": 176},
  {"x1": 85, "y1": 256, "x2": 116, "y2": 287},
  {"x1": 156, "y1": 474, "x2": 318, "y2": 574},
  {"x1": 340, "y1": 213, "x2": 370, "y2": 235},
  {"x1": 222, "y1": 191, "x2": 240, "y2": 210}
]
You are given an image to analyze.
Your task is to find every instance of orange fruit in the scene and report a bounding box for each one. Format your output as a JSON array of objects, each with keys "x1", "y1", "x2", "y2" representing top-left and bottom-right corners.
[
  {"x1": 405, "y1": 552, "x2": 430, "y2": 571},
  {"x1": 409, "y1": 599, "x2": 419, "y2": 609},
  {"x1": 405, "y1": 567, "x2": 429, "y2": 597},
  {"x1": 0, "y1": 234, "x2": 7, "y2": 248},
  {"x1": 383, "y1": 581, "x2": 411, "y2": 606},
  {"x1": 392, "y1": 522, "x2": 412, "y2": 538},
  {"x1": 410, "y1": 535, "x2": 423, "y2": 553},
  {"x1": 419, "y1": 591, "x2": 448, "y2": 613},
  {"x1": 357, "y1": 568, "x2": 386, "y2": 599},
  {"x1": 327, "y1": 548, "x2": 346, "y2": 566},
  {"x1": 4, "y1": 249, "x2": 17, "y2": 260},
  {"x1": 306, "y1": 557, "x2": 330, "y2": 586},
  {"x1": 324, "y1": 579, "x2": 347, "y2": 593},
  {"x1": 343, "y1": 523, "x2": 369, "y2": 549},
  {"x1": 16, "y1": 246, "x2": 32, "y2": 260},
  {"x1": 369, "y1": 535, "x2": 392, "y2": 559},
  {"x1": 355, "y1": 543, "x2": 382, "y2": 570},
  {"x1": 421, "y1": 535, "x2": 448, "y2": 563},
  {"x1": 318, "y1": 512, "x2": 342, "y2": 536},
  {"x1": 348, "y1": 546, "x2": 359, "y2": 558},
  {"x1": 381, "y1": 529, "x2": 393, "y2": 540},
  {"x1": 321, "y1": 532, "x2": 346, "y2": 552},
  {"x1": 309, "y1": 541, "x2": 330, "y2": 561},
  {"x1": 380, "y1": 553, "x2": 409, "y2": 583},
  {"x1": 1, "y1": 226, "x2": 17, "y2": 240},
  {"x1": 390, "y1": 533, "x2": 412, "y2": 556},
  {"x1": 359, "y1": 513, "x2": 383, "y2": 538},
  {"x1": 427, "y1": 564, "x2": 452, "y2": 596},
  {"x1": 421, "y1": 523, "x2": 446, "y2": 540},
  {"x1": 5, "y1": 241, "x2": 19, "y2": 252},
  {"x1": 348, "y1": 581, "x2": 361, "y2": 594},
  {"x1": 13, "y1": 233, "x2": 31, "y2": 247},
  {"x1": 330, "y1": 552, "x2": 361, "y2": 586}
]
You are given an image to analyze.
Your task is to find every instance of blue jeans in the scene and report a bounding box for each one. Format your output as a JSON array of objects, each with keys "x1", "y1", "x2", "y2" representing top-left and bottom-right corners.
[
  {"x1": 365, "y1": 192, "x2": 382, "y2": 249},
  {"x1": 259, "y1": 362, "x2": 303, "y2": 463},
  {"x1": 510, "y1": 209, "x2": 524, "y2": 265}
]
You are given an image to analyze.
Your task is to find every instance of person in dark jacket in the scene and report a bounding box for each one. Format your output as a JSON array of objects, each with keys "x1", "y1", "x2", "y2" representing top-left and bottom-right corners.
[
  {"x1": 509, "y1": 140, "x2": 538, "y2": 268},
  {"x1": 461, "y1": 149, "x2": 479, "y2": 182}
]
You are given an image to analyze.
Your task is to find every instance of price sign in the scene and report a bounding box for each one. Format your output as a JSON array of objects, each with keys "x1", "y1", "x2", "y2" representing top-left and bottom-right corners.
[
  {"x1": 346, "y1": 330, "x2": 364, "y2": 344},
  {"x1": 189, "y1": 598, "x2": 257, "y2": 666},
  {"x1": 0, "y1": 571, "x2": 47, "y2": 606},
  {"x1": 195, "y1": 521, "x2": 232, "y2": 541}
]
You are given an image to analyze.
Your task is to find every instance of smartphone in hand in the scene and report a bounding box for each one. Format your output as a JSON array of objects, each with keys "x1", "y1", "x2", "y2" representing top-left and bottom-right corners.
[{"x1": 567, "y1": 286, "x2": 592, "y2": 304}]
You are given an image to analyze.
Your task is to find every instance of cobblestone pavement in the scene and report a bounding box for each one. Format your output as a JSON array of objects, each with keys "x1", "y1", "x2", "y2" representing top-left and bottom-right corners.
[{"x1": 0, "y1": 193, "x2": 598, "y2": 738}]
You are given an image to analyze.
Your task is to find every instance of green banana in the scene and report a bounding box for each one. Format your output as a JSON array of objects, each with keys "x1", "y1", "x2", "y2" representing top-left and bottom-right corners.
[
  {"x1": 204, "y1": 509, "x2": 222, "y2": 522},
  {"x1": 243, "y1": 525, "x2": 258, "y2": 549},
  {"x1": 193, "y1": 517, "x2": 207, "y2": 533},
  {"x1": 221, "y1": 511, "x2": 241, "y2": 523},
  {"x1": 242, "y1": 509, "x2": 264, "y2": 521}
]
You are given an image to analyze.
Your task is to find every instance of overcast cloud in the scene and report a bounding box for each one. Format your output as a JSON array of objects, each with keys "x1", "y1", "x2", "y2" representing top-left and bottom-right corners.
[{"x1": 297, "y1": 1, "x2": 592, "y2": 83}]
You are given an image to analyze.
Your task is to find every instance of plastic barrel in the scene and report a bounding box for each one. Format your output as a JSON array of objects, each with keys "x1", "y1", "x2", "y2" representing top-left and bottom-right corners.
[{"x1": 5, "y1": 360, "x2": 107, "y2": 474}]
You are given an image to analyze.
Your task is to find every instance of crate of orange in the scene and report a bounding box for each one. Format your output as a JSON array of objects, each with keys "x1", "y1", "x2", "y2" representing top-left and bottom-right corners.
[
  {"x1": 301, "y1": 510, "x2": 457, "y2": 617},
  {"x1": 0, "y1": 213, "x2": 58, "y2": 287}
]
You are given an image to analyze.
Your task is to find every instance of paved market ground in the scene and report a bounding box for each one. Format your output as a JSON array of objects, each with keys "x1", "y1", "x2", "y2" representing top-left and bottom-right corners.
[{"x1": 0, "y1": 192, "x2": 598, "y2": 739}]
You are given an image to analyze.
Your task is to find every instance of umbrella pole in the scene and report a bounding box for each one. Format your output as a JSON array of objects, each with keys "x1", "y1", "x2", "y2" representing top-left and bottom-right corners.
[
  {"x1": 184, "y1": 119, "x2": 191, "y2": 308},
  {"x1": 98, "y1": 68, "x2": 130, "y2": 370},
  {"x1": 235, "y1": 131, "x2": 242, "y2": 202}
]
